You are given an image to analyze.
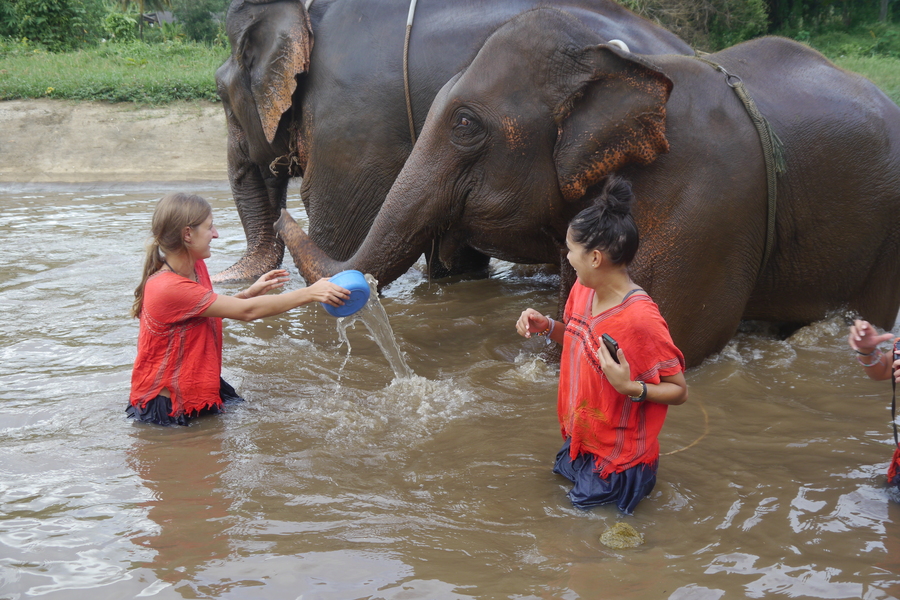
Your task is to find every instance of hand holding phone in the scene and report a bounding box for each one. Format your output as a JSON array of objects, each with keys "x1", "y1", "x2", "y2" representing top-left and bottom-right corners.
[{"x1": 601, "y1": 333, "x2": 620, "y2": 364}]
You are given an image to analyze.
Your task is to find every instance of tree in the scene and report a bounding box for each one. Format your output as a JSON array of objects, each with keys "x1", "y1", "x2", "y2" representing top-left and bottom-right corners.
[
  {"x1": 171, "y1": 0, "x2": 227, "y2": 43},
  {"x1": 0, "y1": 0, "x2": 106, "y2": 50},
  {"x1": 116, "y1": 0, "x2": 171, "y2": 40}
]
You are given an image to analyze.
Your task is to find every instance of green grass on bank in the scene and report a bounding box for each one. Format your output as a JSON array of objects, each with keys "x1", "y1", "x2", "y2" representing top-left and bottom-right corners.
[
  {"x1": 0, "y1": 33, "x2": 899, "y2": 106},
  {"x1": 832, "y1": 55, "x2": 900, "y2": 103},
  {"x1": 0, "y1": 40, "x2": 228, "y2": 103}
]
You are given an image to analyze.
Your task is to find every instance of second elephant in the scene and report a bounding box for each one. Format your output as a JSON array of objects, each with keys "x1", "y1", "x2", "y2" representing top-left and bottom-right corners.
[{"x1": 276, "y1": 9, "x2": 900, "y2": 367}]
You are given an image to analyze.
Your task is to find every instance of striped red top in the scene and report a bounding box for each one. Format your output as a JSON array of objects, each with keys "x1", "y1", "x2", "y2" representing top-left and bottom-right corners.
[
  {"x1": 129, "y1": 260, "x2": 221, "y2": 417},
  {"x1": 558, "y1": 281, "x2": 684, "y2": 477}
]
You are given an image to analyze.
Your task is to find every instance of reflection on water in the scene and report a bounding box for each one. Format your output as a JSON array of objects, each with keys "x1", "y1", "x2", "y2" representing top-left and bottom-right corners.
[
  {"x1": 1, "y1": 187, "x2": 900, "y2": 599},
  {"x1": 126, "y1": 425, "x2": 233, "y2": 594}
]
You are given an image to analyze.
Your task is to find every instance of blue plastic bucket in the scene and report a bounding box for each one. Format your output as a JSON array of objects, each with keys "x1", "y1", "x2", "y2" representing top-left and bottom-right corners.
[{"x1": 321, "y1": 270, "x2": 370, "y2": 317}]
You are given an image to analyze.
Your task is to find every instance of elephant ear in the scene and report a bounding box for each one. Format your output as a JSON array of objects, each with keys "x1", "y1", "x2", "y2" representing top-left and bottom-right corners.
[
  {"x1": 229, "y1": 0, "x2": 313, "y2": 145},
  {"x1": 553, "y1": 45, "x2": 673, "y2": 201}
]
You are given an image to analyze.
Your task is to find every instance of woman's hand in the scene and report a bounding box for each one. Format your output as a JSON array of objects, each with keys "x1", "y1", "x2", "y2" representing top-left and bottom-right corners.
[
  {"x1": 596, "y1": 338, "x2": 637, "y2": 396},
  {"x1": 306, "y1": 277, "x2": 350, "y2": 307},
  {"x1": 516, "y1": 308, "x2": 549, "y2": 339},
  {"x1": 848, "y1": 319, "x2": 893, "y2": 354},
  {"x1": 242, "y1": 269, "x2": 290, "y2": 298},
  {"x1": 596, "y1": 340, "x2": 689, "y2": 405},
  {"x1": 846, "y1": 319, "x2": 897, "y2": 382}
]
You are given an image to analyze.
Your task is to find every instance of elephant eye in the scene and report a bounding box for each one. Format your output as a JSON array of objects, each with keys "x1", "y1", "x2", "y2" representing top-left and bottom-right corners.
[
  {"x1": 454, "y1": 113, "x2": 476, "y2": 129},
  {"x1": 451, "y1": 110, "x2": 484, "y2": 146}
]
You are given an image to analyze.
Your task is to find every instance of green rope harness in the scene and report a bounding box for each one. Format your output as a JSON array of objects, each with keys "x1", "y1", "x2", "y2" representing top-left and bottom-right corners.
[{"x1": 694, "y1": 56, "x2": 787, "y2": 276}]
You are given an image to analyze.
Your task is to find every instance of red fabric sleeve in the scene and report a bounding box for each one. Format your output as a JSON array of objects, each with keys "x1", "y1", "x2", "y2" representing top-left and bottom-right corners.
[{"x1": 615, "y1": 301, "x2": 685, "y2": 385}]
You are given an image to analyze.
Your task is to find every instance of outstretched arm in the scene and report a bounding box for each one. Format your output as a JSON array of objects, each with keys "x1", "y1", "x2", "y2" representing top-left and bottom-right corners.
[
  {"x1": 234, "y1": 269, "x2": 290, "y2": 299},
  {"x1": 202, "y1": 277, "x2": 349, "y2": 322}
]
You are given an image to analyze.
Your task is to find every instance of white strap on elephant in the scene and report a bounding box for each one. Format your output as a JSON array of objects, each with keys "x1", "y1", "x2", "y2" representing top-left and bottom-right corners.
[{"x1": 607, "y1": 39, "x2": 630, "y2": 52}]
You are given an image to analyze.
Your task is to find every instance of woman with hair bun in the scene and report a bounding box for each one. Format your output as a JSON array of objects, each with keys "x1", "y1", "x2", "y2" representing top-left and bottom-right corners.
[
  {"x1": 128, "y1": 193, "x2": 350, "y2": 426},
  {"x1": 515, "y1": 176, "x2": 688, "y2": 514}
]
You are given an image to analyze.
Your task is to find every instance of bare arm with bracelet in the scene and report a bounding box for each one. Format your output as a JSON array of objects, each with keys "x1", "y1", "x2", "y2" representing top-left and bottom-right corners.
[
  {"x1": 848, "y1": 319, "x2": 900, "y2": 382},
  {"x1": 515, "y1": 308, "x2": 565, "y2": 344}
]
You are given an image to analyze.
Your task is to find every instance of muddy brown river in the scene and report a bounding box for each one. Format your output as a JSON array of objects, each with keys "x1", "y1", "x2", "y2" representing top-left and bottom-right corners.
[{"x1": 2, "y1": 186, "x2": 900, "y2": 599}]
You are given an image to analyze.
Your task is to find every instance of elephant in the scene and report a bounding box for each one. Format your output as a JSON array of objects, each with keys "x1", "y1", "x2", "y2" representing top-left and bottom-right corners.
[
  {"x1": 213, "y1": 0, "x2": 694, "y2": 282},
  {"x1": 274, "y1": 7, "x2": 900, "y2": 367}
]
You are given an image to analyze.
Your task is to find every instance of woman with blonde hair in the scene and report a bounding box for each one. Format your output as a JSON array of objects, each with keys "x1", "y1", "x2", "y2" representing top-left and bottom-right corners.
[{"x1": 128, "y1": 193, "x2": 349, "y2": 426}]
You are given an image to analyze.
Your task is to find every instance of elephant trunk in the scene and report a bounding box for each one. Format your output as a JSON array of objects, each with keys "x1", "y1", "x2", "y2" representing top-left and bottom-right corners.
[
  {"x1": 275, "y1": 204, "x2": 440, "y2": 289},
  {"x1": 275, "y1": 149, "x2": 452, "y2": 287},
  {"x1": 274, "y1": 209, "x2": 342, "y2": 282}
]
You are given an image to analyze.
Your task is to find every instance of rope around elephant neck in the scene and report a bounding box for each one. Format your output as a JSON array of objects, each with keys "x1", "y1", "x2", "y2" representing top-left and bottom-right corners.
[
  {"x1": 403, "y1": 0, "x2": 419, "y2": 145},
  {"x1": 694, "y1": 56, "x2": 786, "y2": 277}
]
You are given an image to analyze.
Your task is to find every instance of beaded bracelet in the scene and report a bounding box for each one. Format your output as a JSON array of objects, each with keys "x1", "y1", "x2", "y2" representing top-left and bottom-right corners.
[
  {"x1": 857, "y1": 348, "x2": 883, "y2": 367},
  {"x1": 537, "y1": 316, "x2": 555, "y2": 337}
]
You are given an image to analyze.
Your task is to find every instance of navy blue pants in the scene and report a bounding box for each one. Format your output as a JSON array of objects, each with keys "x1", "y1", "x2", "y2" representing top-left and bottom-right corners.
[
  {"x1": 126, "y1": 378, "x2": 244, "y2": 426},
  {"x1": 552, "y1": 438, "x2": 658, "y2": 515}
]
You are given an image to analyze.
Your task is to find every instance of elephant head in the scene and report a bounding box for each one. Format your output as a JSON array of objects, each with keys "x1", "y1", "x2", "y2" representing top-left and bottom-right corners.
[
  {"x1": 217, "y1": 0, "x2": 311, "y2": 168},
  {"x1": 276, "y1": 8, "x2": 672, "y2": 289},
  {"x1": 212, "y1": 0, "x2": 312, "y2": 282}
]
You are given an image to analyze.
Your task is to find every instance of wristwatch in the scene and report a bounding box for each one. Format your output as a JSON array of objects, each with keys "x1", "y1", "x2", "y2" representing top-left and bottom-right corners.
[{"x1": 628, "y1": 381, "x2": 647, "y2": 403}]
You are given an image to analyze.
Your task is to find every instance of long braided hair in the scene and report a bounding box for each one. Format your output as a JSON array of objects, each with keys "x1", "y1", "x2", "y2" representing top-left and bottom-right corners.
[{"x1": 132, "y1": 193, "x2": 212, "y2": 318}]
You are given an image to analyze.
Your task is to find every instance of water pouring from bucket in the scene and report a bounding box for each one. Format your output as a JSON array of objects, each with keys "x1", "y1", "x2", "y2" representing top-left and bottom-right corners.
[{"x1": 322, "y1": 270, "x2": 414, "y2": 380}]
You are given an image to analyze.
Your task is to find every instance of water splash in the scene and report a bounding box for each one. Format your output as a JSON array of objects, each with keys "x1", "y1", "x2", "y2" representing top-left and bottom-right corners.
[{"x1": 335, "y1": 274, "x2": 414, "y2": 380}]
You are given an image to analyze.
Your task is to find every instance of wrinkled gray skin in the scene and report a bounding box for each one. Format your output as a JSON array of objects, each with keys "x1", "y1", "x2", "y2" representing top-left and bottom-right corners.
[
  {"x1": 213, "y1": 0, "x2": 693, "y2": 282},
  {"x1": 276, "y1": 8, "x2": 900, "y2": 367}
]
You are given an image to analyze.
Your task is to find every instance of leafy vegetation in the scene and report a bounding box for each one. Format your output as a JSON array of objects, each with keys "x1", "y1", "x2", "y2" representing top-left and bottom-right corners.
[
  {"x1": 0, "y1": 0, "x2": 107, "y2": 51},
  {"x1": 0, "y1": 0, "x2": 226, "y2": 48},
  {"x1": 622, "y1": 0, "x2": 771, "y2": 49},
  {"x1": 171, "y1": 0, "x2": 225, "y2": 44},
  {"x1": 801, "y1": 20, "x2": 900, "y2": 57},
  {"x1": 627, "y1": 0, "x2": 899, "y2": 50}
]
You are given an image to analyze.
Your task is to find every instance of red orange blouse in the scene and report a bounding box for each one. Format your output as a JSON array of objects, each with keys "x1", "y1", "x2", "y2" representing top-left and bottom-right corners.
[
  {"x1": 559, "y1": 281, "x2": 684, "y2": 477},
  {"x1": 129, "y1": 260, "x2": 221, "y2": 417}
]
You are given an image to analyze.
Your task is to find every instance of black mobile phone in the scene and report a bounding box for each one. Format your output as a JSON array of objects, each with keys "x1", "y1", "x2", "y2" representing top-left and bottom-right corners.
[
  {"x1": 894, "y1": 339, "x2": 900, "y2": 362},
  {"x1": 601, "y1": 333, "x2": 620, "y2": 363}
]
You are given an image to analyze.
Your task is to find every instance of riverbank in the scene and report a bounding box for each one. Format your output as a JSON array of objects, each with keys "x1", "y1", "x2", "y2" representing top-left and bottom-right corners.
[{"x1": 0, "y1": 99, "x2": 228, "y2": 186}]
